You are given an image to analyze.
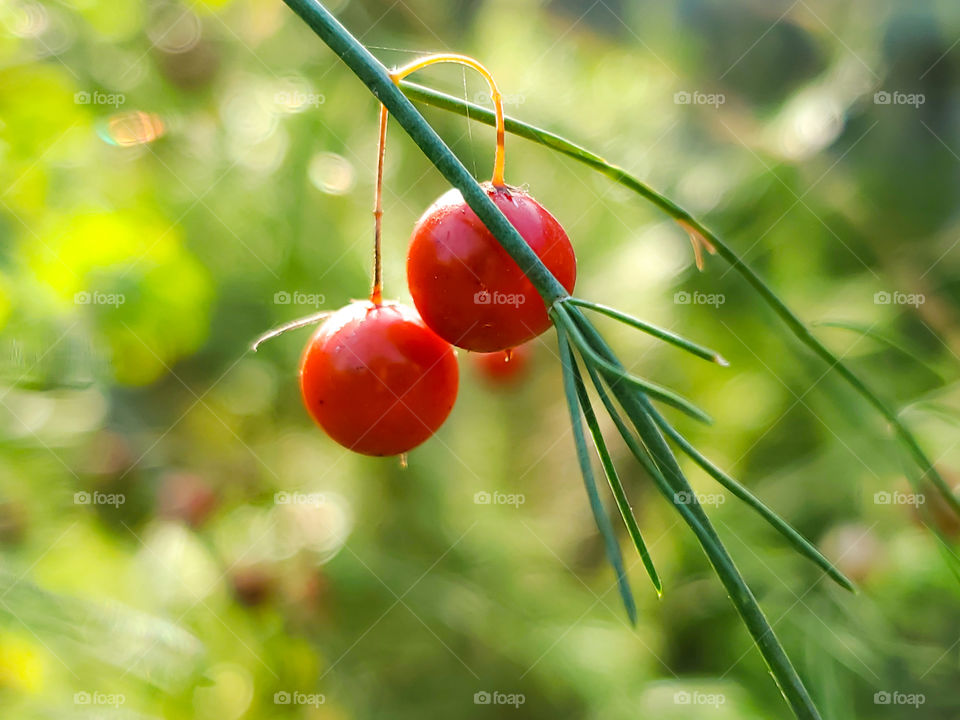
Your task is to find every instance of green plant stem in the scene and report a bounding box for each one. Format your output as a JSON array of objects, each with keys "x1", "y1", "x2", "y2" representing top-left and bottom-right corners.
[
  {"x1": 400, "y1": 80, "x2": 959, "y2": 517},
  {"x1": 401, "y1": 81, "x2": 687, "y2": 216},
  {"x1": 281, "y1": 0, "x2": 568, "y2": 307}
]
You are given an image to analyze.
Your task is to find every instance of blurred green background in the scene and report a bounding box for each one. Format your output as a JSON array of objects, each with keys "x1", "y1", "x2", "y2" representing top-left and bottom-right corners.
[{"x1": 2, "y1": 0, "x2": 960, "y2": 717}]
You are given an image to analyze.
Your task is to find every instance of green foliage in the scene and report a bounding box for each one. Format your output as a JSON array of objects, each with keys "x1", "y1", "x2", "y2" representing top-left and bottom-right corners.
[{"x1": 3, "y1": 1, "x2": 960, "y2": 719}]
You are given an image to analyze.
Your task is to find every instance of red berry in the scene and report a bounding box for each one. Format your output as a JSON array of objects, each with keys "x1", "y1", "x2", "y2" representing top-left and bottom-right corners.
[
  {"x1": 231, "y1": 565, "x2": 274, "y2": 607},
  {"x1": 407, "y1": 183, "x2": 576, "y2": 352},
  {"x1": 300, "y1": 301, "x2": 459, "y2": 456},
  {"x1": 472, "y1": 343, "x2": 533, "y2": 387},
  {"x1": 157, "y1": 472, "x2": 218, "y2": 529}
]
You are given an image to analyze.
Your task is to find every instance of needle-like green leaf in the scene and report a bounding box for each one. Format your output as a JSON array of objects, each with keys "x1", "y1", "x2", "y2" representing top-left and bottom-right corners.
[
  {"x1": 557, "y1": 328, "x2": 637, "y2": 624},
  {"x1": 554, "y1": 305, "x2": 712, "y2": 424},
  {"x1": 562, "y1": 297, "x2": 728, "y2": 366},
  {"x1": 566, "y1": 305, "x2": 853, "y2": 592},
  {"x1": 814, "y1": 320, "x2": 944, "y2": 380},
  {"x1": 564, "y1": 333, "x2": 663, "y2": 596}
]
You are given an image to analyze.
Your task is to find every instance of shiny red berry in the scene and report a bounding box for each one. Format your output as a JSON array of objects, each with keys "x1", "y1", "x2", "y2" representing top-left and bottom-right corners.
[
  {"x1": 407, "y1": 183, "x2": 576, "y2": 352},
  {"x1": 299, "y1": 301, "x2": 459, "y2": 456}
]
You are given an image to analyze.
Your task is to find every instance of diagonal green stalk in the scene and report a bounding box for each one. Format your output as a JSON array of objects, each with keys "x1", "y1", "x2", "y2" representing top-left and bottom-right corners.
[
  {"x1": 565, "y1": 336, "x2": 663, "y2": 596},
  {"x1": 554, "y1": 305, "x2": 712, "y2": 424},
  {"x1": 557, "y1": 328, "x2": 638, "y2": 624},
  {"x1": 566, "y1": 306, "x2": 822, "y2": 720},
  {"x1": 561, "y1": 297, "x2": 728, "y2": 366},
  {"x1": 400, "y1": 80, "x2": 960, "y2": 517},
  {"x1": 814, "y1": 320, "x2": 944, "y2": 381},
  {"x1": 645, "y1": 405, "x2": 855, "y2": 592},
  {"x1": 399, "y1": 81, "x2": 682, "y2": 215}
]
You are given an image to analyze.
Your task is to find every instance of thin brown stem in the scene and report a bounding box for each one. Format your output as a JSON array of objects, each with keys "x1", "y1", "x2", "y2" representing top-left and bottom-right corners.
[{"x1": 371, "y1": 103, "x2": 388, "y2": 306}]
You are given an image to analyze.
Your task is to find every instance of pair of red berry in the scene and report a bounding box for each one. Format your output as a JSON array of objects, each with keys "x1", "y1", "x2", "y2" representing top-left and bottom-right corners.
[
  {"x1": 300, "y1": 182, "x2": 576, "y2": 456},
  {"x1": 294, "y1": 54, "x2": 576, "y2": 457}
]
